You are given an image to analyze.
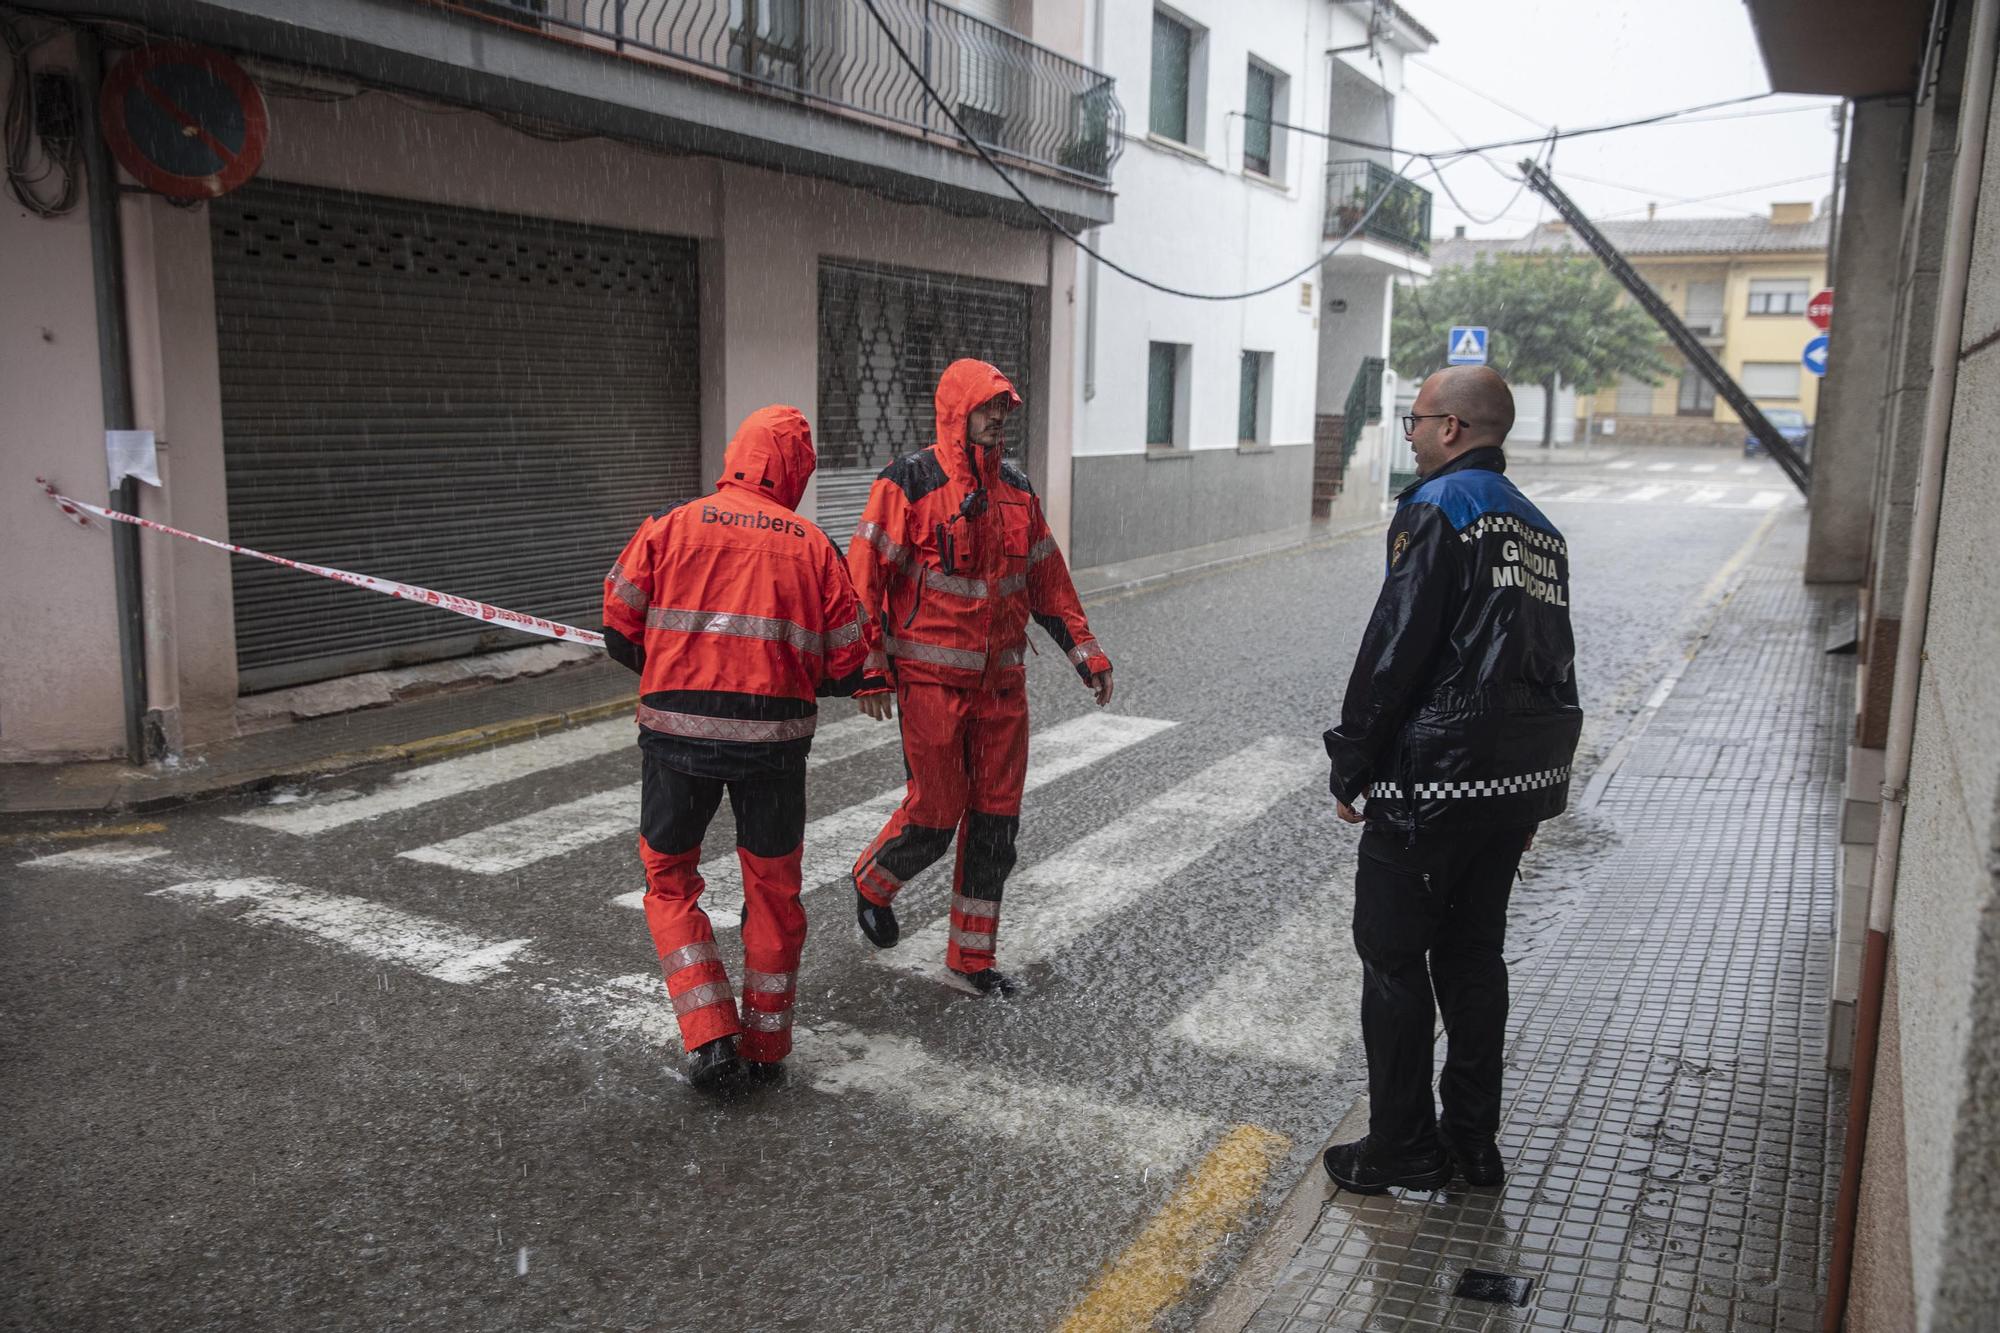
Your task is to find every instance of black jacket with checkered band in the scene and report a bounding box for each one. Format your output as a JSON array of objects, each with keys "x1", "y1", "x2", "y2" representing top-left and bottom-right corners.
[{"x1": 1324, "y1": 447, "x2": 1583, "y2": 835}]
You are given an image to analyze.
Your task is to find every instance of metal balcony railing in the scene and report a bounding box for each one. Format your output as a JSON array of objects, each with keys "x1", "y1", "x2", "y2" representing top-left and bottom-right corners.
[
  {"x1": 1325, "y1": 158, "x2": 1431, "y2": 254},
  {"x1": 454, "y1": 0, "x2": 1124, "y2": 184}
]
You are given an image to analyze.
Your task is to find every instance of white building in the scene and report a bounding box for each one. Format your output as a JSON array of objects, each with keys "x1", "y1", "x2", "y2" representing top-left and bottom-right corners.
[{"x1": 1070, "y1": 0, "x2": 1433, "y2": 570}]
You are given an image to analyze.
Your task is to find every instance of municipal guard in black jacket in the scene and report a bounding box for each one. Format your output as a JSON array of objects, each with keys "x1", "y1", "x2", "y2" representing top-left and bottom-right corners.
[{"x1": 1321, "y1": 365, "x2": 1582, "y2": 1195}]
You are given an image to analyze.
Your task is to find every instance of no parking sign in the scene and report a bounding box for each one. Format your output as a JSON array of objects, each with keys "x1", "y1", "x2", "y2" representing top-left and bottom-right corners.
[{"x1": 100, "y1": 44, "x2": 268, "y2": 200}]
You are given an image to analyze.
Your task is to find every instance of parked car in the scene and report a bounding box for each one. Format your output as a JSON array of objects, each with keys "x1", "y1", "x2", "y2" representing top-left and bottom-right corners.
[{"x1": 1745, "y1": 408, "x2": 1812, "y2": 458}]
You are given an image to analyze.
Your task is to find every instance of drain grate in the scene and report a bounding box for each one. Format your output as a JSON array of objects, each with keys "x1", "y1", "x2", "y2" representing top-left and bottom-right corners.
[{"x1": 1454, "y1": 1269, "x2": 1534, "y2": 1307}]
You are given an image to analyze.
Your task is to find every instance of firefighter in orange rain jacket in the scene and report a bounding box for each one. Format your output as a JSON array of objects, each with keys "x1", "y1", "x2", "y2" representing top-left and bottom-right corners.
[
  {"x1": 603, "y1": 405, "x2": 875, "y2": 1091},
  {"x1": 847, "y1": 359, "x2": 1113, "y2": 997}
]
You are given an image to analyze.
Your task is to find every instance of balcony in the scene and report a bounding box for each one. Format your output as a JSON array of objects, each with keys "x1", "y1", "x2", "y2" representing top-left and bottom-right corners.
[
  {"x1": 83, "y1": 0, "x2": 1120, "y2": 227},
  {"x1": 470, "y1": 0, "x2": 1123, "y2": 184},
  {"x1": 1324, "y1": 158, "x2": 1431, "y2": 257}
]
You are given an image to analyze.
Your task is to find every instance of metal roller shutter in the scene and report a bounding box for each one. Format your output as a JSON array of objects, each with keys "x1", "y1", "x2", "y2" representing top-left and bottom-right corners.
[
  {"x1": 815, "y1": 259, "x2": 1033, "y2": 546},
  {"x1": 210, "y1": 181, "x2": 701, "y2": 693}
]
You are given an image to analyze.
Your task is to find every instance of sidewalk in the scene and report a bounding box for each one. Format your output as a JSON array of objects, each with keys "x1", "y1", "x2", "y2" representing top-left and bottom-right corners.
[{"x1": 1211, "y1": 513, "x2": 1849, "y2": 1332}]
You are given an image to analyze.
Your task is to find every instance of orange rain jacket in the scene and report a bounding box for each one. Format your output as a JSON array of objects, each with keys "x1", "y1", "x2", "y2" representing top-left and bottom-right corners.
[
  {"x1": 847, "y1": 360, "x2": 1109, "y2": 694},
  {"x1": 604, "y1": 406, "x2": 872, "y2": 777}
]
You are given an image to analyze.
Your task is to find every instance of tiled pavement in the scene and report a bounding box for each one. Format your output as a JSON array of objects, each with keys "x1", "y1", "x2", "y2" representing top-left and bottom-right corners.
[{"x1": 1241, "y1": 516, "x2": 1850, "y2": 1332}]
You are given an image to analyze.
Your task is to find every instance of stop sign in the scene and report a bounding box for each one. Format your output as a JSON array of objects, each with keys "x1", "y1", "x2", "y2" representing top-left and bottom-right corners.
[{"x1": 1808, "y1": 289, "x2": 1834, "y2": 330}]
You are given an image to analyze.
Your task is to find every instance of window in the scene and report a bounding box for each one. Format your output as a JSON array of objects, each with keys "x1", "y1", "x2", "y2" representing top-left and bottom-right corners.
[
  {"x1": 1244, "y1": 63, "x2": 1276, "y2": 177},
  {"x1": 1684, "y1": 280, "x2": 1725, "y2": 337},
  {"x1": 1677, "y1": 364, "x2": 1717, "y2": 416},
  {"x1": 1238, "y1": 350, "x2": 1272, "y2": 443},
  {"x1": 728, "y1": 0, "x2": 806, "y2": 89},
  {"x1": 1148, "y1": 341, "x2": 1186, "y2": 446},
  {"x1": 1149, "y1": 9, "x2": 1206, "y2": 147},
  {"x1": 1747, "y1": 278, "x2": 1810, "y2": 316},
  {"x1": 1741, "y1": 361, "x2": 1802, "y2": 399},
  {"x1": 1615, "y1": 374, "x2": 1655, "y2": 417}
]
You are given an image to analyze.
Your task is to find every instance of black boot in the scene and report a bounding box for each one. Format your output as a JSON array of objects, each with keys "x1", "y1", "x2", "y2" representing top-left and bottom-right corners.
[
  {"x1": 856, "y1": 888, "x2": 899, "y2": 949},
  {"x1": 949, "y1": 966, "x2": 1019, "y2": 998},
  {"x1": 742, "y1": 1060, "x2": 785, "y2": 1088},
  {"x1": 1438, "y1": 1128, "x2": 1506, "y2": 1187},
  {"x1": 686, "y1": 1035, "x2": 741, "y2": 1092},
  {"x1": 1322, "y1": 1135, "x2": 1452, "y2": 1194}
]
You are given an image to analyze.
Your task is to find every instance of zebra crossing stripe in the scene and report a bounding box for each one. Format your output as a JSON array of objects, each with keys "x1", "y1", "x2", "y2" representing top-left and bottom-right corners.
[
  {"x1": 1605, "y1": 461, "x2": 1634, "y2": 470},
  {"x1": 1747, "y1": 490, "x2": 1786, "y2": 509},
  {"x1": 150, "y1": 878, "x2": 534, "y2": 984},
  {"x1": 398, "y1": 713, "x2": 899, "y2": 876},
  {"x1": 1621, "y1": 484, "x2": 1669, "y2": 503},
  {"x1": 608, "y1": 712, "x2": 1177, "y2": 928},
  {"x1": 1167, "y1": 882, "x2": 1361, "y2": 1072},
  {"x1": 21, "y1": 844, "x2": 170, "y2": 869},
  {"x1": 226, "y1": 717, "x2": 638, "y2": 836},
  {"x1": 879, "y1": 736, "x2": 1318, "y2": 986}
]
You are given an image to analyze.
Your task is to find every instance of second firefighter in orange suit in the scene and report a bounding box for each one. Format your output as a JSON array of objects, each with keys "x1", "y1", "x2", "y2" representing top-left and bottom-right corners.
[
  {"x1": 603, "y1": 406, "x2": 875, "y2": 1089},
  {"x1": 847, "y1": 359, "x2": 1114, "y2": 996}
]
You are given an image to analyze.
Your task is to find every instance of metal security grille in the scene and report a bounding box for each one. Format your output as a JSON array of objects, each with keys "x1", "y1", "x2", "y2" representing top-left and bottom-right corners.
[
  {"x1": 210, "y1": 182, "x2": 701, "y2": 692},
  {"x1": 815, "y1": 259, "x2": 1032, "y2": 544}
]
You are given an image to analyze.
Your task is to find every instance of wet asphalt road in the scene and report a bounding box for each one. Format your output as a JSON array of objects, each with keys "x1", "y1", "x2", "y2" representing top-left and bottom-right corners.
[{"x1": 1, "y1": 445, "x2": 1794, "y2": 1331}]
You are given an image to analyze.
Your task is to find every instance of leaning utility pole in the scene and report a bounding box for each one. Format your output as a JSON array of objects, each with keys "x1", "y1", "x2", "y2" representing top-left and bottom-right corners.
[{"x1": 1518, "y1": 161, "x2": 1812, "y2": 495}]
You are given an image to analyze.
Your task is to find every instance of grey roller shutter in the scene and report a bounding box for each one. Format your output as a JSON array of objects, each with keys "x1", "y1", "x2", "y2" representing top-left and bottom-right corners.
[
  {"x1": 815, "y1": 259, "x2": 1032, "y2": 545},
  {"x1": 210, "y1": 181, "x2": 701, "y2": 693}
]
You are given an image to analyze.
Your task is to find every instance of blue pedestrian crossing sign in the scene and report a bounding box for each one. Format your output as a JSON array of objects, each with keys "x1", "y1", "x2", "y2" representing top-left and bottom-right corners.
[
  {"x1": 1447, "y1": 326, "x2": 1489, "y2": 365},
  {"x1": 1802, "y1": 335, "x2": 1829, "y2": 378}
]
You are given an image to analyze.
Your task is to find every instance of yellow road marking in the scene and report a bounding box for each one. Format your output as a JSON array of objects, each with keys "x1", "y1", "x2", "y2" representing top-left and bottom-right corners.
[
  {"x1": 1059, "y1": 1123, "x2": 1291, "y2": 1333},
  {"x1": 0, "y1": 820, "x2": 166, "y2": 847}
]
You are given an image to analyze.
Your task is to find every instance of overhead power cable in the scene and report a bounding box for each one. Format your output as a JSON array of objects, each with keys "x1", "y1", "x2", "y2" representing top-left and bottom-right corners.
[
  {"x1": 1240, "y1": 90, "x2": 1793, "y2": 161},
  {"x1": 855, "y1": 0, "x2": 1437, "y2": 303}
]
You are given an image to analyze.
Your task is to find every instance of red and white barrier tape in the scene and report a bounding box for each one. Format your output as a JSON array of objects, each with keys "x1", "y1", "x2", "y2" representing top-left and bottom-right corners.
[{"x1": 38, "y1": 478, "x2": 604, "y2": 647}]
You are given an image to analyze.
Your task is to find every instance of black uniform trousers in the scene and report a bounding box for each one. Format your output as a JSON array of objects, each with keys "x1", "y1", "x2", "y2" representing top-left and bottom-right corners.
[{"x1": 1353, "y1": 823, "x2": 1531, "y2": 1152}]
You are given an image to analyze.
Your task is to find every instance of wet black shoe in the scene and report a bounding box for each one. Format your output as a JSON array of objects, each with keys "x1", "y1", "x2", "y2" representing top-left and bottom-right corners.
[
  {"x1": 856, "y1": 889, "x2": 900, "y2": 949},
  {"x1": 1322, "y1": 1136, "x2": 1453, "y2": 1195},
  {"x1": 1438, "y1": 1128, "x2": 1506, "y2": 1187},
  {"x1": 686, "y1": 1036, "x2": 741, "y2": 1091},
  {"x1": 949, "y1": 966, "x2": 1019, "y2": 998},
  {"x1": 742, "y1": 1060, "x2": 785, "y2": 1088}
]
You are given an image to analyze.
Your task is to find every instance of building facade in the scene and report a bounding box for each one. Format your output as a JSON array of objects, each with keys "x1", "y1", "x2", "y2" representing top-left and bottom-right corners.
[
  {"x1": 1069, "y1": 0, "x2": 1431, "y2": 570},
  {"x1": 2, "y1": 0, "x2": 1119, "y2": 761},
  {"x1": 1746, "y1": 0, "x2": 2000, "y2": 1329},
  {"x1": 1430, "y1": 209, "x2": 1831, "y2": 448}
]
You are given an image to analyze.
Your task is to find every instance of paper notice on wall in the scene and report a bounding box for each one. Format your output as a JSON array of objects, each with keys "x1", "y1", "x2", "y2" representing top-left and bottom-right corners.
[{"x1": 106, "y1": 430, "x2": 161, "y2": 488}]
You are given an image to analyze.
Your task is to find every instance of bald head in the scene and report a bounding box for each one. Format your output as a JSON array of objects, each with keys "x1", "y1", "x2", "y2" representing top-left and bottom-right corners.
[{"x1": 1422, "y1": 365, "x2": 1515, "y2": 445}]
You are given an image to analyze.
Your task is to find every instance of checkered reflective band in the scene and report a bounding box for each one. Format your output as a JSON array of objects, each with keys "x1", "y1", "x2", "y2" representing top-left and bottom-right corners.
[
  {"x1": 1457, "y1": 513, "x2": 1567, "y2": 557},
  {"x1": 1369, "y1": 765, "x2": 1572, "y2": 802}
]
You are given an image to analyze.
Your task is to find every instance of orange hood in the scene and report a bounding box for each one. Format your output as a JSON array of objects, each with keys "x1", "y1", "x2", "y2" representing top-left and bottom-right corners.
[
  {"x1": 933, "y1": 359, "x2": 1022, "y2": 491},
  {"x1": 717, "y1": 405, "x2": 815, "y2": 511}
]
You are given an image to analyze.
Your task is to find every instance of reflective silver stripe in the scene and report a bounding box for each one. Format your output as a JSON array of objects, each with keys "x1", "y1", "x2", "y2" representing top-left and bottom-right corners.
[
  {"x1": 826, "y1": 618, "x2": 864, "y2": 650},
  {"x1": 1027, "y1": 536, "x2": 1060, "y2": 565},
  {"x1": 606, "y1": 565, "x2": 647, "y2": 611},
  {"x1": 860, "y1": 520, "x2": 988, "y2": 599},
  {"x1": 953, "y1": 894, "x2": 1000, "y2": 921},
  {"x1": 637, "y1": 705, "x2": 817, "y2": 744},
  {"x1": 993, "y1": 643, "x2": 1027, "y2": 669},
  {"x1": 884, "y1": 635, "x2": 988, "y2": 672},
  {"x1": 996, "y1": 572, "x2": 1028, "y2": 597},
  {"x1": 741, "y1": 1007, "x2": 794, "y2": 1033},
  {"x1": 646, "y1": 606, "x2": 824, "y2": 656},
  {"x1": 1068, "y1": 639, "x2": 1102, "y2": 667},
  {"x1": 924, "y1": 567, "x2": 988, "y2": 599},
  {"x1": 864, "y1": 649, "x2": 890, "y2": 672},
  {"x1": 950, "y1": 927, "x2": 996, "y2": 950},
  {"x1": 661, "y1": 941, "x2": 722, "y2": 976},
  {"x1": 671, "y1": 980, "x2": 736, "y2": 1018},
  {"x1": 743, "y1": 968, "x2": 796, "y2": 994}
]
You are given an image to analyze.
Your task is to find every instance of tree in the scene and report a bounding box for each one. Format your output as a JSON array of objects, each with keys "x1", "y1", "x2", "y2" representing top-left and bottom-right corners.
[{"x1": 1392, "y1": 255, "x2": 1672, "y2": 448}]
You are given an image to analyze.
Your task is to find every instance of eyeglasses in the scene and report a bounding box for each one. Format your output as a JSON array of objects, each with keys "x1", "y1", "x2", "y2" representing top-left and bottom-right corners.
[{"x1": 1402, "y1": 412, "x2": 1456, "y2": 436}]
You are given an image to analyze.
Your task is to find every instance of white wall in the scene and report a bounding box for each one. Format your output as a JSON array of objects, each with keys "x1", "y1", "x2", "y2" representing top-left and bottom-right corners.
[{"x1": 1076, "y1": 0, "x2": 1363, "y2": 458}]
